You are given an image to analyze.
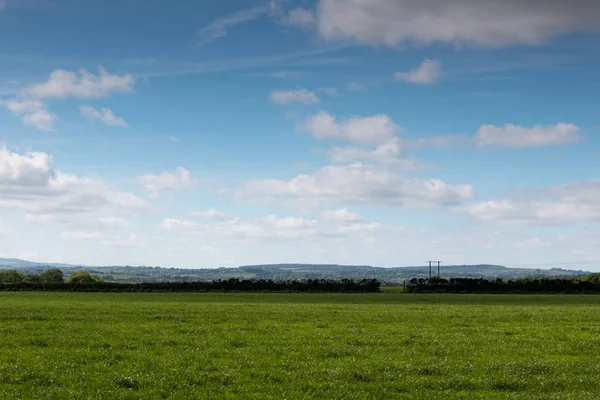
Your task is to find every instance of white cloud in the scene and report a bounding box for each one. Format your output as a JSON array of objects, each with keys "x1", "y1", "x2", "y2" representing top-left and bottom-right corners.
[
  {"x1": 321, "y1": 208, "x2": 383, "y2": 234},
  {"x1": 270, "y1": 2, "x2": 317, "y2": 30},
  {"x1": 0, "y1": 147, "x2": 150, "y2": 215},
  {"x1": 98, "y1": 217, "x2": 133, "y2": 229},
  {"x1": 395, "y1": 59, "x2": 441, "y2": 84},
  {"x1": 0, "y1": 146, "x2": 55, "y2": 186},
  {"x1": 4, "y1": 99, "x2": 44, "y2": 115},
  {"x1": 302, "y1": 111, "x2": 399, "y2": 145},
  {"x1": 321, "y1": 208, "x2": 362, "y2": 223},
  {"x1": 475, "y1": 123, "x2": 581, "y2": 148},
  {"x1": 25, "y1": 214, "x2": 53, "y2": 223},
  {"x1": 60, "y1": 230, "x2": 146, "y2": 248},
  {"x1": 270, "y1": 88, "x2": 320, "y2": 104},
  {"x1": 234, "y1": 163, "x2": 473, "y2": 209},
  {"x1": 139, "y1": 167, "x2": 197, "y2": 198},
  {"x1": 80, "y1": 106, "x2": 128, "y2": 127},
  {"x1": 162, "y1": 215, "x2": 320, "y2": 241},
  {"x1": 160, "y1": 210, "x2": 386, "y2": 242},
  {"x1": 0, "y1": 218, "x2": 10, "y2": 237},
  {"x1": 314, "y1": 0, "x2": 600, "y2": 48},
  {"x1": 403, "y1": 135, "x2": 458, "y2": 149},
  {"x1": 101, "y1": 234, "x2": 147, "y2": 248},
  {"x1": 328, "y1": 137, "x2": 404, "y2": 164},
  {"x1": 317, "y1": 87, "x2": 337, "y2": 96},
  {"x1": 197, "y1": 6, "x2": 268, "y2": 45},
  {"x1": 3, "y1": 67, "x2": 134, "y2": 131},
  {"x1": 460, "y1": 180, "x2": 600, "y2": 224},
  {"x1": 347, "y1": 82, "x2": 366, "y2": 92},
  {"x1": 189, "y1": 208, "x2": 228, "y2": 220},
  {"x1": 282, "y1": 7, "x2": 317, "y2": 29},
  {"x1": 2, "y1": 99, "x2": 56, "y2": 131},
  {"x1": 60, "y1": 231, "x2": 105, "y2": 241},
  {"x1": 22, "y1": 67, "x2": 134, "y2": 99},
  {"x1": 166, "y1": 136, "x2": 179, "y2": 142},
  {"x1": 0, "y1": 1, "x2": 6, "y2": 11},
  {"x1": 462, "y1": 201, "x2": 600, "y2": 225},
  {"x1": 161, "y1": 218, "x2": 200, "y2": 231}
]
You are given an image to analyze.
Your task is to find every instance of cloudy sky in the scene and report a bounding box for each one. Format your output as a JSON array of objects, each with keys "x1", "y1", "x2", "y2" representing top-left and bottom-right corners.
[{"x1": 1, "y1": 0, "x2": 600, "y2": 269}]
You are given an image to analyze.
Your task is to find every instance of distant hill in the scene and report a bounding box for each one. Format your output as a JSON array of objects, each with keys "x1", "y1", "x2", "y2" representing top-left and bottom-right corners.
[
  {"x1": 0, "y1": 258, "x2": 591, "y2": 284},
  {"x1": 0, "y1": 258, "x2": 82, "y2": 269}
]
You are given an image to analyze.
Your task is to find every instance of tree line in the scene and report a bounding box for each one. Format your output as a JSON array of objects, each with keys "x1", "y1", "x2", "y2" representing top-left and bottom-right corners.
[
  {"x1": 0, "y1": 269, "x2": 380, "y2": 293},
  {"x1": 0, "y1": 269, "x2": 102, "y2": 284},
  {"x1": 405, "y1": 274, "x2": 600, "y2": 293}
]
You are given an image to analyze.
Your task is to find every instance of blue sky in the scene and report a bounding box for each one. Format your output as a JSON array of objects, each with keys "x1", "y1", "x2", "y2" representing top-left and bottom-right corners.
[{"x1": 1, "y1": 0, "x2": 600, "y2": 269}]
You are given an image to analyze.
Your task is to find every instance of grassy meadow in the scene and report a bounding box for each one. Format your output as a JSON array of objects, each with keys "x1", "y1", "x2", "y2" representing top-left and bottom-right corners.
[{"x1": 1, "y1": 292, "x2": 600, "y2": 399}]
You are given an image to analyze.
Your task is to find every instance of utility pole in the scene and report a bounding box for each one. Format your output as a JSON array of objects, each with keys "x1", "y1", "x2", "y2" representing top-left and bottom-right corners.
[{"x1": 427, "y1": 261, "x2": 442, "y2": 280}]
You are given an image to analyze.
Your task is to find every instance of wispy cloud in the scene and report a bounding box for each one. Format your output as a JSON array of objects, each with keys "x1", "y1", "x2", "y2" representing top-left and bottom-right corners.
[
  {"x1": 80, "y1": 105, "x2": 128, "y2": 127},
  {"x1": 197, "y1": 5, "x2": 269, "y2": 46},
  {"x1": 270, "y1": 88, "x2": 320, "y2": 105},
  {"x1": 127, "y1": 45, "x2": 351, "y2": 79},
  {"x1": 347, "y1": 82, "x2": 366, "y2": 92}
]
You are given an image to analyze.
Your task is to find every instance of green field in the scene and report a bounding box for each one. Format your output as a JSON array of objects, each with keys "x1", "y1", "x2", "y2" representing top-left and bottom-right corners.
[{"x1": 1, "y1": 292, "x2": 599, "y2": 399}]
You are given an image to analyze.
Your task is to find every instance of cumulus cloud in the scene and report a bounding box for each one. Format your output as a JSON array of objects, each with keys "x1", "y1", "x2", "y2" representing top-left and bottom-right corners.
[
  {"x1": 2, "y1": 67, "x2": 134, "y2": 131},
  {"x1": 321, "y1": 208, "x2": 362, "y2": 223},
  {"x1": 2, "y1": 99, "x2": 56, "y2": 131},
  {"x1": 270, "y1": 88, "x2": 320, "y2": 104},
  {"x1": 161, "y1": 209, "x2": 383, "y2": 242},
  {"x1": 328, "y1": 137, "x2": 404, "y2": 164},
  {"x1": 234, "y1": 163, "x2": 473, "y2": 209},
  {"x1": 188, "y1": 208, "x2": 228, "y2": 220},
  {"x1": 313, "y1": 0, "x2": 600, "y2": 48},
  {"x1": 0, "y1": 147, "x2": 150, "y2": 215},
  {"x1": 0, "y1": 147, "x2": 55, "y2": 186},
  {"x1": 161, "y1": 215, "x2": 319, "y2": 241},
  {"x1": 22, "y1": 67, "x2": 134, "y2": 99},
  {"x1": 139, "y1": 167, "x2": 197, "y2": 198},
  {"x1": 475, "y1": 123, "x2": 581, "y2": 148},
  {"x1": 395, "y1": 59, "x2": 441, "y2": 84},
  {"x1": 301, "y1": 111, "x2": 399, "y2": 145},
  {"x1": 460, "y1": 180, "x2": 600, "y2": 224},
  {"x1": 80, "y1": 106, "x2": 128, "y2": 127}
]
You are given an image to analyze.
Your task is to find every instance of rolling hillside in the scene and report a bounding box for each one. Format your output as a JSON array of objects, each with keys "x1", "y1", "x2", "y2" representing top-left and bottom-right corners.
[{"x1": 0, "y1": 258, "x2": 590, "y2": 283}]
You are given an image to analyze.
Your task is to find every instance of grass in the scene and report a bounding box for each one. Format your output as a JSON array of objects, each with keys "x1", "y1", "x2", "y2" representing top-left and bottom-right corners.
[{"x1": 1, "y1": 292, "x2": 600, "y2": 399}]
